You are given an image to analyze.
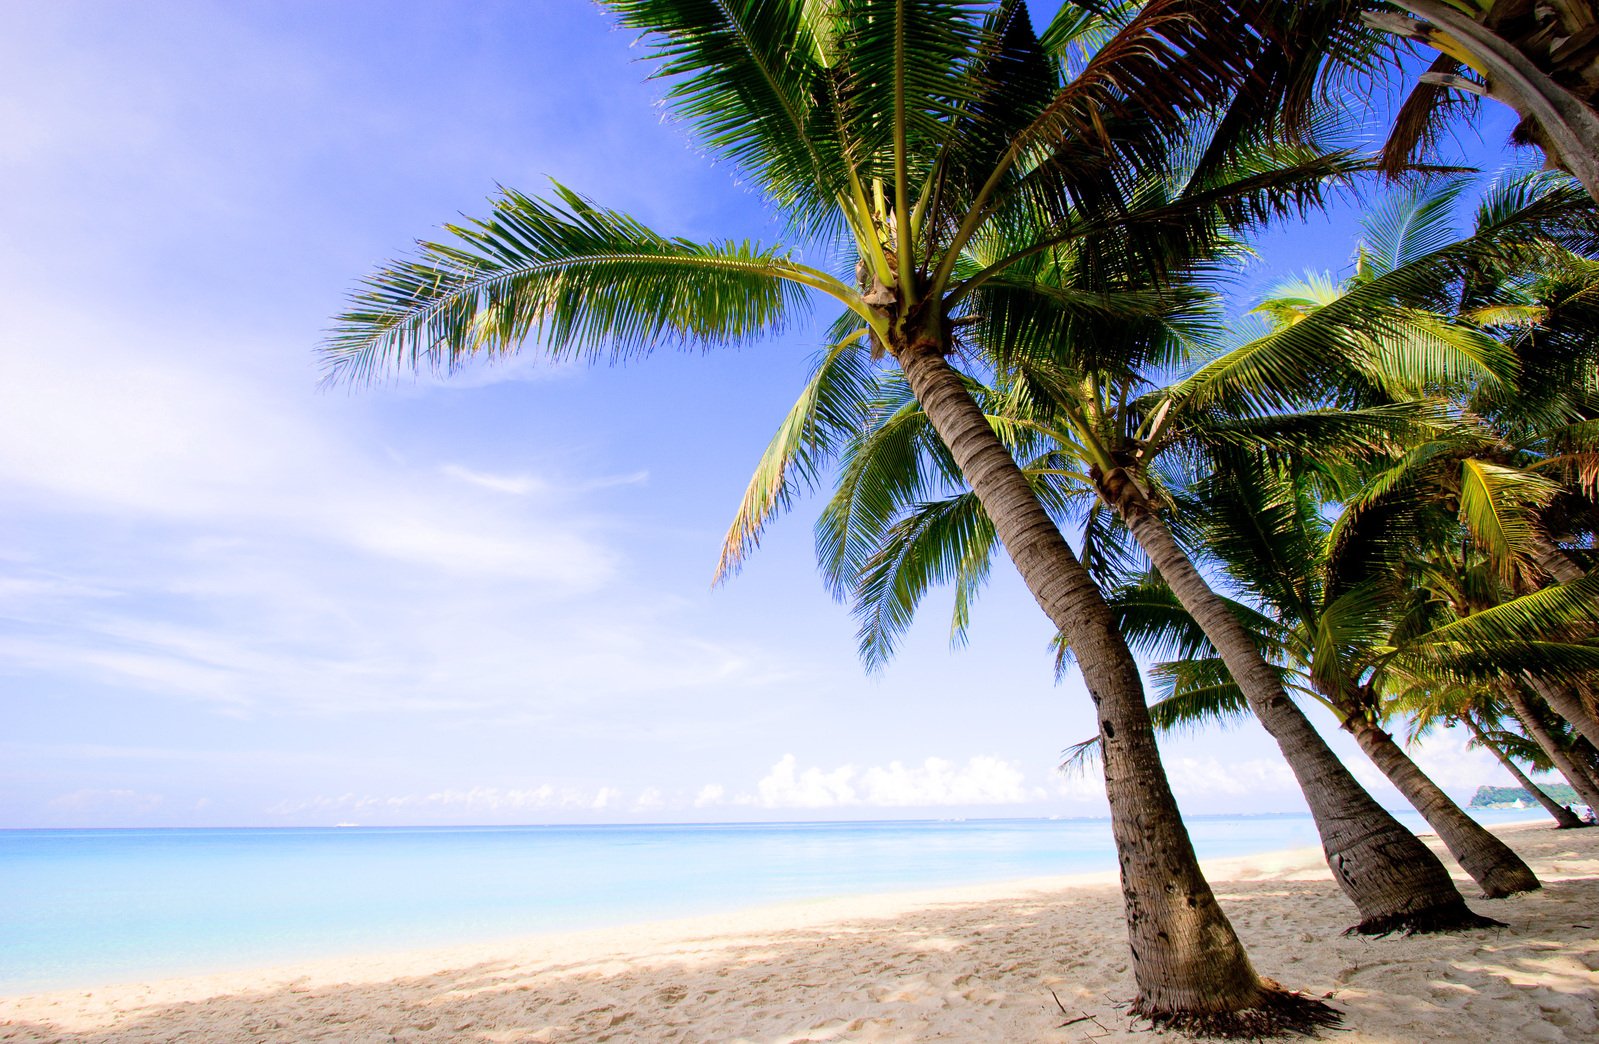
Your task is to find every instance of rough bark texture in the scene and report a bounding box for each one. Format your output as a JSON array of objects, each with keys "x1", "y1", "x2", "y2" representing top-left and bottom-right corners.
[
  {"x1": 1523, "y1": 538, "x2": 1599, "y2": 747},
  {"x1": 1466, "y1": 715, "x2": 1587, "y2": 828},
  {"x1": 1346, "y1": 716, "x2": 1541, "y2": 895},
  {"x1": 893, "y1": 344, "x2": 1331, "y2": 1026},
  {"x1": 1533, "y1": 535, "x2": 1586, "y2": 585},
  {"x1": 1526, "y1": 673, "x2": 1599, "y2": 751},
  {"x1": 1118, "y1": 505, "x2": 1493, "y2": 933},
  {"x1": 1503, "y1": 680, "x2": 1599, "y2": 811}
]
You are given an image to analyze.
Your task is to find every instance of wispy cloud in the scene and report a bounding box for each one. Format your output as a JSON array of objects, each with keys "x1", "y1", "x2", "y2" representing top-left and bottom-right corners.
[
  {"x1": 267, "y1": 784, "x2": 629, "y2": 819},
  {"x1": 48, "y1": 788, "x2": 164, "y2": 815},
  {"x1": 441, "y1": 465, "x2": 547, "y2": 496}
]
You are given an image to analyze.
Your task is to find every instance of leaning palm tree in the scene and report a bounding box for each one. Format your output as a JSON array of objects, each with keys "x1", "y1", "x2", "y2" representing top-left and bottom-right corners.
[
  {"x1": 803, "y1": 174, "x2": 1576, "y2": 916},
  {"x1": 1369, "y1": 1, "x2": 1599, "y2": 203},
  {"x1": 802, "y1": 173, "x2": 1599, "y2": 912},
  {"x1": 1313, "y1": 184, "x2": 1599, "y2": 754},
  {"x1": 799, "y1": 331, "x2": 1509, "y2": 921},
  {"x1": 1098, "y1": 449, "x2": 1599, "y2": 897},
  {"x1": 1401, "y1": 677, "x2": 1592, "y2": 827},
  {"x1": 323, "y1": 1, "x2": 1366, "y2": 1029}
]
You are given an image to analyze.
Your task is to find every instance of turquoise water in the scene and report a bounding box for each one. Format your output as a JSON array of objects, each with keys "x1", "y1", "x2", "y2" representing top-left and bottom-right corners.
[{"x1": 0, "y1": 809, "x2": 1540, "y2": 992}]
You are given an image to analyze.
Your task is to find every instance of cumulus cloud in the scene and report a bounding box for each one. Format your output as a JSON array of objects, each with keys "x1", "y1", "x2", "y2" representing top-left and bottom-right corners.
[{"x1": 753, "y1": 754, "x2": 1040, "y2": 809}]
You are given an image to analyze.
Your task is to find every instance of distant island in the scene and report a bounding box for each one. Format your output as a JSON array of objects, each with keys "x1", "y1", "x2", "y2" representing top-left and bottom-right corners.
[{"x1": 1470, "y1": 784, "x2": 1579, "y2": 808}]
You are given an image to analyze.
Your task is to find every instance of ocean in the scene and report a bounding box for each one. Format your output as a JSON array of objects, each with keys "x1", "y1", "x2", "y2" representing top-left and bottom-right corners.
[{"x1": 0, "y1": 809, "x2": 1540, "y2": 992}]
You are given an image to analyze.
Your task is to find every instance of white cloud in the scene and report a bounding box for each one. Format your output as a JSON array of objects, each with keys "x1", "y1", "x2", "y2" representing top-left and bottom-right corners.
[
  {"x1": 859, "y1": 755, "x2": 1034, "y2": 806},
  {"x1": 693, "y1": 784, "x2": 726, "y2": 808},
  {"x1": 1405, "y1": 730, "x2": 1510, "y2": 791},
  {"x1": 753, "y1": 754, "x2": 1039, "y2": 809},
  {"x1": 580, "y1": 470, "x2": 651, "y2": 491},
  {"x1": 1052, "y1": 770, "x2": 1109, "y2": 804},
  {"x1": 441, "y1": 464, "x2": 546, "y2": 496},
  {"x1": 0, "y1": 305, "x2": 792, "y2": 719},
  {"x1": 1162, "y1": 756, "x2": 1298, "y2": 798}
]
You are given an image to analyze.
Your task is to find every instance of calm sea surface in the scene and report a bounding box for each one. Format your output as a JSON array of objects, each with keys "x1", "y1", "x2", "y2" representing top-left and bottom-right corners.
[{"x1": 0, "y1": 809, "x2": 1538, "y2": 992}]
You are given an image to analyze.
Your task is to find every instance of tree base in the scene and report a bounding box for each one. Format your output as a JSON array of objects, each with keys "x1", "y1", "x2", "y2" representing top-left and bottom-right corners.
[
  {"x1": 1478, "y1": 877, "x2": 1540, "y2": 900},
  {"x1": 1136, "y1": 980, "x2": 1342, "y2": 1039},
  {"x1": 1555, "y1": 820, "x2": 1595, "y2": 830},
  {"x1": 1344, "y1": 900, "x2": 1506, "y2": 937}
]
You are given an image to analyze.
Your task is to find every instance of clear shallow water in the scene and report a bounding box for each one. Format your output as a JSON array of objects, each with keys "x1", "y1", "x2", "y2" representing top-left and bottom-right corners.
[{"x1": 0, "y1": 809, "x2": 1540, "y2": 992}]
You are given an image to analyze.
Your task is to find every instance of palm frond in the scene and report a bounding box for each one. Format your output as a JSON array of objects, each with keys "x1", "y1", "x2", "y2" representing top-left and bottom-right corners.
[
  {"x1": 1147, "y1": 656, "x2": 1259, "y2": 733},
  {"x1": 1358, "y1": 175, "x2": 1467, "y2": 278},
  {"x1": 323, "y1": 185, "x2": 835, "y2": 384},
  {"x1": 605, "y1": 0, "x2": 856, "y2": 238},
  {"x1": 1409, "y1": 574, "x2": 1599, "y2": 649},
  {"x1": 717, "y1": 329, "x2": 879, "y2": 582},
  {"x1": 1456, "y1": 458, "x2": 1563, "y2": 581},
  {"x1": 851, "y1": 490, "x2": 996, "y2": 669}
]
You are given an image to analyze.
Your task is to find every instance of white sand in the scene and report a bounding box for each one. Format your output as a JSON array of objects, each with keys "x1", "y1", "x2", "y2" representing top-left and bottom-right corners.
[{"x1": 2, "y1": 820, "x2": 1595, "y2": 1042}]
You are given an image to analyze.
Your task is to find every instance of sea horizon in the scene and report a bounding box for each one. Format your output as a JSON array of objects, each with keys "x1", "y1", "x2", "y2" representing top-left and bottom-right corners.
[{"x1": 1, "y1": 808, "x2": 1542, "y2": 994}]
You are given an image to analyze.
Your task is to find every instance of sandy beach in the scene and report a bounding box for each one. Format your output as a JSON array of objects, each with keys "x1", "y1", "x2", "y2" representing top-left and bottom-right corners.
[{"x1": 2, "y1": 820, "x2": 1594, "y2": 1043}]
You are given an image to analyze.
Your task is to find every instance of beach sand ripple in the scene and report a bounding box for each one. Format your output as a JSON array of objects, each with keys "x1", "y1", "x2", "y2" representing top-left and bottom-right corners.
[{"x1": 2, "y1": 821, "x2": 1594, "y2": 1042}]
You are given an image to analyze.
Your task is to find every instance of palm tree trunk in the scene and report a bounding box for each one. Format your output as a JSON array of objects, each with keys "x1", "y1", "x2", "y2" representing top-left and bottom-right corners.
[
  {"x1": 1532, "y1": 534, "x2": 1585, "y2": 584},
  {"x1": 1344, "y1": 715, "x2": 1540, "y2": 895},
  {"x1": 1502, "y1": 680, "x2": 1599, "y2": 810},
  {"x1": 1117, "y1": 504, "x2": 1494, "y2": 933},
  {"x1": 1464, "y1": 714, "x2": 1587, "y2": 829},
  {"x1": 894, "y1": 343, "x2": 1333, "y2": 1030},
  {"x1": 1525, "y1": 673, "x2": 1599, "y2": 751},
  {"x1": 1388, "y1": 0, "x2": 1599, "y2": 203},
  {"x1": 1523, "y1": 537, "x2": 1599, "y2": 745}
]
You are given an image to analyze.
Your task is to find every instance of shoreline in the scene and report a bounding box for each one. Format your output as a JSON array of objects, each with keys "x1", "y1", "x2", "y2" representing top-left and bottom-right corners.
[
  {"x1": 2, "y1": 819, "x2": 1594, "y2": 1041},
  {"x1": 0, "y1": 811, "x2": 1544, "y2": 997}
]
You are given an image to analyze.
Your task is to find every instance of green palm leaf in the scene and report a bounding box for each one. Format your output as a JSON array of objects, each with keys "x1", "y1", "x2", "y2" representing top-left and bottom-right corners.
[
  {"x1": 717, "y1": 328, "x2": 880, "y2": 582},
  {"x1": 323, "y1": 184, "x2": 845, "y2": 384},
  {"x1": 851, "y1": 490, "x2": 997, "y2": 669},
  {"x1": 606, "y1": 0, "x2": 856, "y2": 238},
  {"x1": 1456, "y1": 458, "x2": 1563, "y2": 580}
]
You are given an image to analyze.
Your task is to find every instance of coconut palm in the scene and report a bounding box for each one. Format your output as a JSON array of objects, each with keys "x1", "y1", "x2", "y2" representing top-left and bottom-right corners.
[
  {"x1": 804, "y1": 173, "x2": 1599, "y2": 910},
  {"x1": 323, "y1": 1, "x2": 1371, "y2": 1028},
  {"x1": 1402, "y1": 677, "x2": 1593, "y2": 826},
  {"x1": 1317, "y1": 182, "x2": 1599, "y2": 753},
  {"x1": 1369, "y1": 1, "x2": 1599, "y2": 203},
  {"x1": 1094, "y1": 451, "x2": 1599, "y2": 897},
  {"x1": 812, "y1": 175, "x2": 1580, "y2": 913},
  {"x1": 805, "y1": 350, "x2": 1512, "y2": 920}
]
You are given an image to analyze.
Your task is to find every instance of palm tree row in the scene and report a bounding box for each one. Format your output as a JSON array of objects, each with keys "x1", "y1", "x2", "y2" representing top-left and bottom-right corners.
[
  {"x1": 322, "y1": 1, "x2": 1599, "y2": 1032},
  {"x1": 816, "y1": 170, "x2": 1599, "y2": 898}
]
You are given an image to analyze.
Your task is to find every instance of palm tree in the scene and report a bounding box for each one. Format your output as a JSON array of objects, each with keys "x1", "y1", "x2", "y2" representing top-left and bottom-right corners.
[
  {"x1": 1370, "y1": 1, "x2": 1599, "y2": 202},
  {"x1": 808, "y1": 172, "x2": 1599, "y2": 910},
  {"x1": 1101, "y1": 454, "x2": 1574, "y2": 898},
  {"x1": 810, "y1": 173, "x2": 1575, "y2": 917},
  {"x1": 1049, "y1": 172, "x2": 1599, "y2": 909},
  {"x1": 1402, "y1": 680, "x2": 1591, "y2": 827},
  {"x1": 322, "y1": 1, "x2": 1361, "y2": 1028},
  {"x1": 801, "y1": 338, "x2": 1508, "y2": 922},
  {"x1": 1328, "y1": 186, "x2": 1599, "y2": 754}
]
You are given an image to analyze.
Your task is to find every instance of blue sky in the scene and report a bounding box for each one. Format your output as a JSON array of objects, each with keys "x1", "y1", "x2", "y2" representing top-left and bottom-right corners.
[{"x1": 0, "y1": 1, "x2": 1537, "y2": 827}]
